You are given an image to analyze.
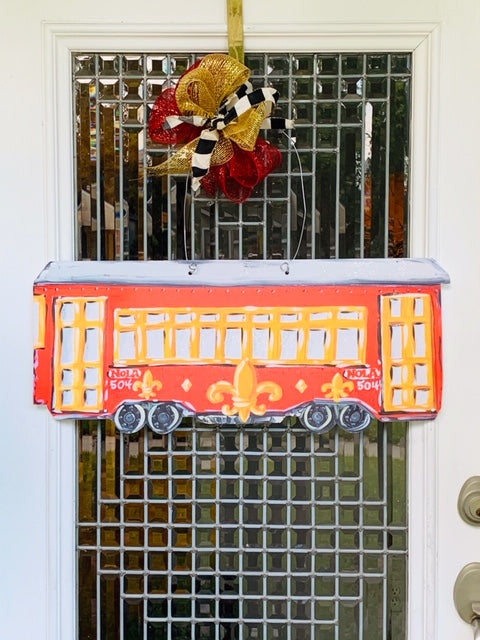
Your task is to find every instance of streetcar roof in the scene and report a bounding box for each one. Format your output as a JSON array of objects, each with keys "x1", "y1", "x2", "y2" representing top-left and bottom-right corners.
[{"x1": 34, "y1": 258, "x2": 450, "y2": 286}]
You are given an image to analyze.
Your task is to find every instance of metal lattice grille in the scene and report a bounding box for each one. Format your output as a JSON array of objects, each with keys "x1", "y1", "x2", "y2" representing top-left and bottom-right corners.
[
  {"x1": 74, "y1": 51, "x2": 411, "y2": 639},
  {"x1": 78, "y1": 420, "x2": 406, "y2": 639},
  {"x1": 74, "y1": 52, "x2": 410, "y2": 262}
]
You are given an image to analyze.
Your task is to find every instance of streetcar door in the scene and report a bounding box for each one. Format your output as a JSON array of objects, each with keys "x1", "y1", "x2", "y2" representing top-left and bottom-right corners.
[
  {"x1": 53, "y1": 297, "x2": 106, "y2": 413},
  {"x1": 380, "y1": 293, "x2": 436, "y2": 414}
]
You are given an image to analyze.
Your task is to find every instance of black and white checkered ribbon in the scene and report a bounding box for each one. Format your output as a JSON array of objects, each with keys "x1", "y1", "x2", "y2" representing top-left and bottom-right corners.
[{"x1": 164, "y1": 83, "x2": 294, "y2": 191}]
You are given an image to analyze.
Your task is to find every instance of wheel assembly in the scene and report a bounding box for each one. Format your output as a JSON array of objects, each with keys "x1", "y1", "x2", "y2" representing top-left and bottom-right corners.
[
  {"x1": 300, "y1": 402, "x2": 335, "y2": 434},
  {"x1": 113, "y1": 403, "x2": 146, "y2": 434},
  {"x1": 148, "y1": 403, "x2": 183, "y2": 434},
  {"x1": 338, "y1": 404, "x2": 372, "y2": 432}
]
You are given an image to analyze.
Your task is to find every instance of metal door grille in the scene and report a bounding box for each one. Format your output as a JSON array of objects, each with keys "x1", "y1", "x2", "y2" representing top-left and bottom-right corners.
[
  {"x1": 73, "y1": 51, "x2": 410, "y2": 262},
  {"x1": 78, "y1": 420, "x2": 406, "y2": 639},
  {"x1": 74, "y1": 51, "x2": 411, "y2": 639}
]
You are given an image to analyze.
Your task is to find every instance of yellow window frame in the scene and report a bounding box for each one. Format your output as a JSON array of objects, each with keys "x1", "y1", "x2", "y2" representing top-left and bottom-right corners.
[
  {"x1": 113, "y1": 305, "x2": 367, "y2": 366},
  {"x1": 54, "y1": 297, "x2": 106, "y2": 412},
  {"x1": 381, "y1": 294, "x2": 435, "y2": 412}
]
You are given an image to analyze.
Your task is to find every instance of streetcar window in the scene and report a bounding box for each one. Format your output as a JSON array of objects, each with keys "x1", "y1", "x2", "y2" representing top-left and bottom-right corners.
[
  {"x1": 84, "y1": 328, "x2": 100, "y2": 362},
  {"x1": 391, "y1": 365, "x2": 403, "y2": 385},
  {"x1": 200, "y1": 328, "x2": 216, "y2": 359},
  {"x1": 413, "y1": 323, "x2": 427, "y2": 357},
  {"x1": 225, "y1": 328, "x2": 243, "y2": 359},
  {"x1": 84, "y1": 368, "x2": 99, "y2": 385},
  {"x1": 281, "y1": 329, "x2": 300, "y2": 360},
  {"x1": 336, "y1": 328, "x2": 361, "y2": 361},
  {"x1": 147, "y1": 312, "x2": 165, "y2": 323},
  {"x1": 415, "y1": 363, "x2": 428, "y2": 385},
  {"x1": 307, "y1": 329, "x2": 327, "y2": 360},
  {"x1": 338, "y1": 310, "x2": 361, "y2": 320},
  {"x1": 415, "y1": 389, "x2": 430, "y2": 406},
  {"x1": 414, "y1": 297, "x2": 424, "y2": 316},
  {"x1": 310, "y1": 311, "x2": 331, "y2": 321},
  {"x1": 62, "y1": 389, "x2": 73, "y2": 406},
  {"x1": 175, "y1": 328, "x2": 191, "y2": 358},
  {"x1": 118, "y1": 330, "x2": 136, "y2": 360},
  {"x1": 390, "y1": 325, "x2": 403, "y2": 359},
  {"x1": 84, "y1": 389, "x2": 99, "y2": 407},
  {"x1": 118, "y1": 314, "x2": 135, "y2": 326},
  {"x1": 392, "y1": 388, "x2": 403, "y2": 406},
  {"x1": 61, "y1": 369, "x2": 74, "y2": 386},
  {"x1": 85, "y1": 301, "x2": 101, "y2": 321},
  {"x1": 389, "y1": 298, "x2": 402, "y2": 317},
  {"x1": 176, "y1": 313, "x2": 193, "y2": 323},
  {"x1": 61, "y1": 301, "x2": 75, "y2": 323},
  {"x1": 60, "y1": 327, "x2": 75, "y2": 364},
  {"x1": 253, "y1": 328, "x2": 270, "y2": 359},
  {"x1": 147, "y1": 329, "x2": 165, "y2": 359},
  {"x1": 281, "y1": 314, "x2": 299, "y2": 323}
]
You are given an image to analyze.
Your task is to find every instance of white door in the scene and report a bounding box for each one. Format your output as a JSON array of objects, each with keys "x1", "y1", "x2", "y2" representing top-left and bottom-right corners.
[{"x1": 1, "y1": 1, "x2": 478, "y2": 638}]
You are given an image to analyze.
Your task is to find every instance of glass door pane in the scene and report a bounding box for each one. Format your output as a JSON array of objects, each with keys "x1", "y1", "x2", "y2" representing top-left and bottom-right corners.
[{"x1": 74, "y1": 50, "x2": 411, "y2": 639}]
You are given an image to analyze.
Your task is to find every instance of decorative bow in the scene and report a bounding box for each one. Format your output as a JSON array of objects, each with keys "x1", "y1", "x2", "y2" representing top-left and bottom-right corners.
[{"x1": 148, "y1": 53, "x2": 294, "y2": 203}]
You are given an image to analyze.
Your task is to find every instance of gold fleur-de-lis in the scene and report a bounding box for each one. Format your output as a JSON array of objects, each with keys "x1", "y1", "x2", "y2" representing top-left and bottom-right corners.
[
  {"x1": 321, "y1": 373, "x2": 354, "y2": 402},
  {"x1": 133, "y1": 370, "x2": 163, "y2": 400},
  {"x1": 207, "y1": 359, "x2": 283, "y2": 423}
]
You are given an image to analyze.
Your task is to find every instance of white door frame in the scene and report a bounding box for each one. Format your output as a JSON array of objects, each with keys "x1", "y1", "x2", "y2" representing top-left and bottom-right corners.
[{"x1": 42, "y1": 20, "x2": 441, "y2": 639}]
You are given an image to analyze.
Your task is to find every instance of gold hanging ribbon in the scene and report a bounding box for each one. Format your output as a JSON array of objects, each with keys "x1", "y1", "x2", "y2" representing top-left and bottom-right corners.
[{"x1": 227, "y1": 0, "x2": 244, "y2": 64}]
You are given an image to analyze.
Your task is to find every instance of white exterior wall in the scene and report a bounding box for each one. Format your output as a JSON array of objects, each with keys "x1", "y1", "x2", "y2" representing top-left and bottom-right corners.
[{"x1": 1, "y1": 1, "x2": 479, "y2": 638}]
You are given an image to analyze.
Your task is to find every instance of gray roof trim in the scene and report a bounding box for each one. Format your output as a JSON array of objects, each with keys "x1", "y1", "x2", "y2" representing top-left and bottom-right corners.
[{"x1": 35, "y1": 258, "x2": 450, "y2": 287}]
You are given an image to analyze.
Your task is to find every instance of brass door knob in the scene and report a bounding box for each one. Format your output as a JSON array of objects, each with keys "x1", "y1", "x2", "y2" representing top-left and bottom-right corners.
[{"x1": 454, "y1": 563, "x2": 480, "y2": 638}]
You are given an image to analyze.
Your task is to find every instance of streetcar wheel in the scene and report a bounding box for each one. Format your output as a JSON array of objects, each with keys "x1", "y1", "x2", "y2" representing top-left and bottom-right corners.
[
  {"x1": 148, "y1": 403, "x2": 182, "y2": 435},
  {"x1": 300, "y1": 403, "x2": 335, "y2": 434},
  {"x1": 338, "y1": 404, "x2": 372, "y2": 432},
  {"x1": 113, "y1": 403, "x2": 146, "y2": 434}
]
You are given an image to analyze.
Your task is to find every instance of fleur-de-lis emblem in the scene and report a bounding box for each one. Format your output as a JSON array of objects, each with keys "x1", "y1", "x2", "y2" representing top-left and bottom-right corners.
[
  {"x1": 321, "y1": 373, "x2": 354, "y2": 402},
  {"x1": 133, "y1": 370, "x2": 163, "y2": 400},
  {"x1": 207, "y1": 359, "x2": 283, "y2": 422}
]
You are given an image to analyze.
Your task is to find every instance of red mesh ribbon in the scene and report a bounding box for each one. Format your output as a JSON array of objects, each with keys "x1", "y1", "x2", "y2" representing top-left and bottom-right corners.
[
  {"x1": 148, "y1": 54, "x2": 286, "y2": 203},
  {"x1": 201, "y1": 139, "x2": 282, "y2": 203},
  {"x1": 149, "y1": 87, "x2": 199, "y2": 146}
]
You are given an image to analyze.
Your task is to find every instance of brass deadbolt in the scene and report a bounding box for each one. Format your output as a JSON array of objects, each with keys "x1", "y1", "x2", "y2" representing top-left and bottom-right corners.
[{"x1": 458, "y1": 477, "x2": 480, "y2": 526}]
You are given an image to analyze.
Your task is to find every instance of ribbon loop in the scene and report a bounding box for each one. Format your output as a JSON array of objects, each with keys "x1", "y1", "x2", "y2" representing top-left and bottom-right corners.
[
  {"x1": 222, "y1": 87, "x2": 278, "y2": 127},
  {"x1": 192, "y1": 129, "x2": 220, "y2": 189},
  {"x1": 186, "y1": 84, "x2": 285, "y2": 192},
  {"x1": 164, "y1": 114, "x2": 208, "y2": 130}
]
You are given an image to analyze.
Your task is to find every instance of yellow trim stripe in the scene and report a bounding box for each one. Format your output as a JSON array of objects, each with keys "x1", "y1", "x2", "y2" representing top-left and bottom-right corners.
[{"x1": 33, "y1": 295, "x2": 46, "y2": 349}]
